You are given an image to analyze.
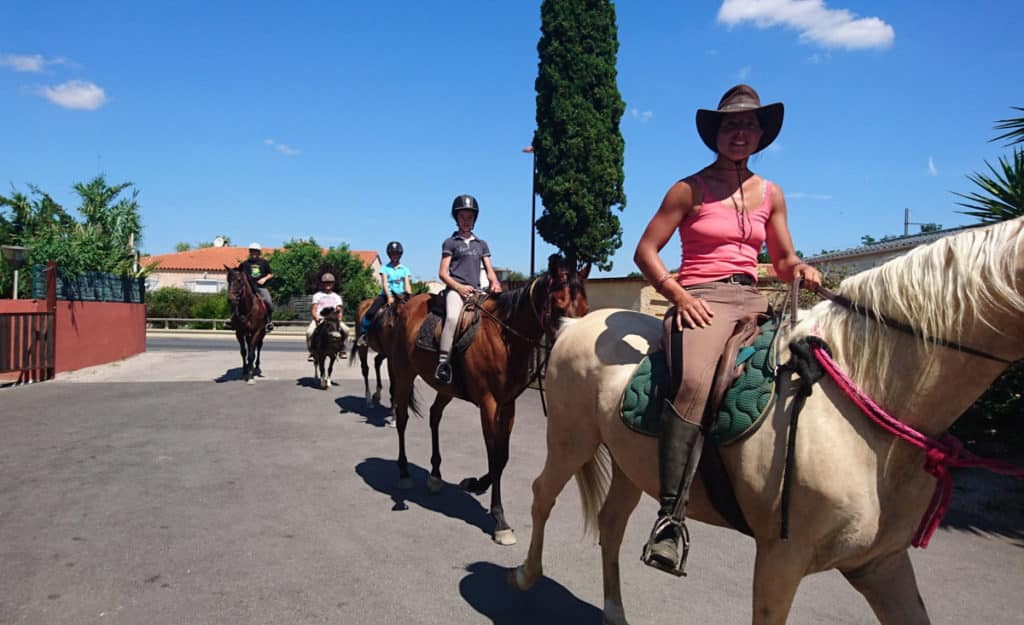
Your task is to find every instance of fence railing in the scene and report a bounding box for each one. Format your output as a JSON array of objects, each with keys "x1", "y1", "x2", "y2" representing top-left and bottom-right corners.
[
  {"x1": 0, "y1": 312, "x2": 55, "y2": 382},
  {"x1": 146, "y1": 318, "x2": 355, "y2": 333}
]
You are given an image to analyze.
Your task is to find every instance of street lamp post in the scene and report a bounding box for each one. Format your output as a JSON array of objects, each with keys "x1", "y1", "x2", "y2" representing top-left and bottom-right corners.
[
  {"x1": 522, "y1": 144, "x2": 537, "y2": 277},
  {"x1": 1, "y1": 245, "x2": 32, "y2": 300}
]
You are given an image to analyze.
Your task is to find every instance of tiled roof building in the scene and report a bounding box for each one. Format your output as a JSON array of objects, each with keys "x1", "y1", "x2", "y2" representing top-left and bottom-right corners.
[{"x1": 141, "y1": 246, "x2": 381, "y2": 293}]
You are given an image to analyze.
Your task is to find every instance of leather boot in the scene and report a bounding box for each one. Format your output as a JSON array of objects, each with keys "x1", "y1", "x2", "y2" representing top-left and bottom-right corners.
[{"x1": 643, "y1": 400, "x2": 702, "y2": 575}]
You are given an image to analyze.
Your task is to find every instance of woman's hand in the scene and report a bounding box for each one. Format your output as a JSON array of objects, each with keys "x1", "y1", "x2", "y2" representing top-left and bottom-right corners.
[
  {"x1": 386, "y1": 295, "x2": 394, "y2": 305},
  {"x1": 794, "y1": 263, "x2": 822, "y2": 291},
  {"x1": 674, "y1": 291, "x2": 714, "y2": 330},
  {"x1": 459, "y1": 285, "x2": 474, "y2": 299},
  {"x1": 490, "y1": 280, "x2": 503, "y2": 294}
]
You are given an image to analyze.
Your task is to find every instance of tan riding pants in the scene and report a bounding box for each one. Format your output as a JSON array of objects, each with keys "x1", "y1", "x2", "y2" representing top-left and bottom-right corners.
[{"x1": 662, "y1": 281, "x2": 768, "y2": 423}]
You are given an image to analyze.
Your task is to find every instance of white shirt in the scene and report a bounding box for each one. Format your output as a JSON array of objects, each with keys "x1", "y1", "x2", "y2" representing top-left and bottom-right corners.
[{"x1": 312, "y1": 291, "x2": 343, "y2": 312}]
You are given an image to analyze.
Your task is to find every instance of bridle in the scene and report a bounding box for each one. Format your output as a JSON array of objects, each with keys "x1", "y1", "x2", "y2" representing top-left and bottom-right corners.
[{"x1": 813, "y1": 283, "x2": 1015, "y2": 365}]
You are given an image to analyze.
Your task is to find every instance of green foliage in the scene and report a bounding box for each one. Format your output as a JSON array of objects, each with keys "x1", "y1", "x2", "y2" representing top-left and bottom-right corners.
[
  {"x1": 191, "y1": 293, "x2": 232, "y2": 320},
  {"x1": 534, "y1": 0, "x2": 626, "y2": 272},
  {"x1": 860, "y1": 235, "x2": 877, "y2": 245},
  {"x1": 146, "y1": 287, "x2": 195, "y2": 318},
  {"x1": 992, "y1": 106, "x2": 1024, "y2": 146},
  {"x1": 410, "y1": 280, "x2": 431, "y2": 296},
  {"x1": 953, "y1": 361, "x2": 1024, "y2": 456},
  {"x1": 267, "y1": 238, "x2": 377, "y2": 319},
  {"x1": 175, "y1": 242, "x2": 192, "y2": 252},
  {"x1": 0, "y1": 175, "x2": 146, "y2": 297},
  {"x1": 954, "y1": 148, "x2": 1024, "y2": 223},
  {"x1": 919, "y1": 222, "x2": 943, "y2": 233}
]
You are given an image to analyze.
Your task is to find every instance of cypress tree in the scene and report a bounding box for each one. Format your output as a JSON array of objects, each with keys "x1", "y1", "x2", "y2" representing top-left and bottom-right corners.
[{"x1": 534, "y1": 0, "x2": 626, "y2": 272}]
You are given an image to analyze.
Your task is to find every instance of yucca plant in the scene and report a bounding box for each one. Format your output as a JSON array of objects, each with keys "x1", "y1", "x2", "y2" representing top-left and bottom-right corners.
[{"x1": 953, "y1": 148, "x2": 1024, "y2": 223}]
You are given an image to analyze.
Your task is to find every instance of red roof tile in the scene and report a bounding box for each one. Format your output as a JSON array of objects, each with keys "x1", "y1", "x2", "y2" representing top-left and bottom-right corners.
[{"x1": 142, "y1": 247, "x2": 379, "y2": 272}]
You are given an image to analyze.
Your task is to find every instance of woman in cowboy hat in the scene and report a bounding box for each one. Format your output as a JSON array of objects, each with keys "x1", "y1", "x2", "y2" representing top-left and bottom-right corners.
[{"x1": 633, "y1": 84, "x2": 822, "y2": 574}]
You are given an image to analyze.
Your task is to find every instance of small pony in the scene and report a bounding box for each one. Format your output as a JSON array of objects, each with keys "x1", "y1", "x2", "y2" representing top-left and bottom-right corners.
[{"x1": 309, "y1": 307, "x2": 347, "y2": 390}]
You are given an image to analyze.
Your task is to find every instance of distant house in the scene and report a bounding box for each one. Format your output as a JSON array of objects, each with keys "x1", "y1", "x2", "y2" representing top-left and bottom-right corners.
[
  {"x1": 141, "y1": 246, "x2": 381, "y2": 293},
  {"x1": 804, "y1": 224, "x2": 983, "y2": 276}
]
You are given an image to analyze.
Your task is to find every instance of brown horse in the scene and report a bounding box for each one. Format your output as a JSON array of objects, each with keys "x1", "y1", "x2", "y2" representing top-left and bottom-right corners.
[
  {"x1": 226, "y1": 267, "x2": 267, "y2": 384},
  {"x1": 386, "y1": 256, "x2": 589, "y2": 545},
  {"x1": 350, "y1": 294, "x2": 406, "y2": 407}
]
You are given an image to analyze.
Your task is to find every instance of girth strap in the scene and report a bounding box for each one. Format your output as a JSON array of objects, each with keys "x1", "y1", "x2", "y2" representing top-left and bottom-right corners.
[{"x1": 776, "y1": 336, "x2": 832, "y2": 540}]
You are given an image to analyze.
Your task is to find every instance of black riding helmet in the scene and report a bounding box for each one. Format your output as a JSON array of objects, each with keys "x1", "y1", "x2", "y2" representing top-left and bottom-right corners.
[
  {"x1": 386, "y1": 241, "x2": 403, "y2": 257},
  {"x1": 451, "y1": 194, "x2": 479, "y2": 220}
]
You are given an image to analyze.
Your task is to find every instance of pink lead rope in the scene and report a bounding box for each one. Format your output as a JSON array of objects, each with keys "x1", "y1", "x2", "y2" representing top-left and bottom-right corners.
[{"x1": 810, "y1": 345, "x2": 1024, "y2": 548}]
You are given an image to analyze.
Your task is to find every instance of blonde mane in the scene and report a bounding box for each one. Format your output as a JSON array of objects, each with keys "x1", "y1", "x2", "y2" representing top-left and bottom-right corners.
[{"x1": 796, "y1": 218, "x2": 1024, "y2": 398}]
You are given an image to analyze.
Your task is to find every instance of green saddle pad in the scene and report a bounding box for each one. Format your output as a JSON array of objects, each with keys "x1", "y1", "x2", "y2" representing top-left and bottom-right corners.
[{"x1": 620, "y1": 320, "x2": 778, "y2": 445}]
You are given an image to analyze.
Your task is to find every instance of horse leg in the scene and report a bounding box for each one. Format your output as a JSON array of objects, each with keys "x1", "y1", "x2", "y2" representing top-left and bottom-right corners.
[
  {"x1": 485, "y1": 400, "x2": 516, "y2": 545},
  {"x1": 751, "y1": 541, "x2": 811, "y2": 625},
  {"x1": 237, "y1": 336, "x2": 247, "y2": 379},
  {"x1": 842, "y1": 550, "x2": 931, "y2": 625},
  {"x1": 426, "y1": 394, "x2": 453, "y2": 494},
  {"x1": 327, "y1": 354, "x2": 336, "y2": 385},
  {"x1": 597, "y1": 460, "x2": 643, "y2": 625},
  {"x1": 391, "y1": 373, "x2": 414, "y2": 490},
  {"x1": 359, "y1": 346, "x2": 372, "y2": 405},
  {"x1": 508, "y1": 425, "x2": 605, "y2": 592},
  {"x1": 373, "y1": 353, "x2": 385, "y2": 406},
  {"x1": 254, "y1": 337, "x2": 263, "y2": 376}
]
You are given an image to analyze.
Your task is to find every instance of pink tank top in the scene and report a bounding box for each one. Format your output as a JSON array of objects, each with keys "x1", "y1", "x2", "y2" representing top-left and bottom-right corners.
[{"x1": 677, "y1": 175, "x2": 772, "y2": 286}]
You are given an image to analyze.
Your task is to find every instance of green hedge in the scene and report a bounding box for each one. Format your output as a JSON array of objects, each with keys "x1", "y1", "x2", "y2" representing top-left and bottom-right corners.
[
  {"x1": 953, "y1": 360, "x2": 1024, "y2": 457},
  {"x1": 147, "y1": 287, "x2": 230, "y2": 320}
]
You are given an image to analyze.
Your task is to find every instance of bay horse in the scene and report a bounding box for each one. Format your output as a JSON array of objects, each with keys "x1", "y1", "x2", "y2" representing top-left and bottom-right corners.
[
  {"x1": 351, "y1": 294, "x2": 407, "y2": 407},
  {"x1": 387, "y1": 256, "x2": 590, "y2": 545},
  {"x1": 309, "y1": 307, "x2": 346, "y2": 389},
  {"x1": 226, "y1": 267, "x2": 267, "y2": 384},
  {"x1": 509, "y1": 218, "x2": 1024, "y2": 625}
]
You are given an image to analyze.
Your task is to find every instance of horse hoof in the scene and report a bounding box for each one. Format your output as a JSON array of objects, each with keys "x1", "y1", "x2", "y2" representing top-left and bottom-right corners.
[
  {"x1": 426, "y1": 475, "x2": 444, "y2": 494},
  {"x1": 320, "y1": 380, "x2": 328, "y2": 390},
  {"x1": 397, "y1": 477, "x2": 414, "y2": 490},
  {"x1": 493, "y1": 529, "x2": 517, "y2": 546},
  {"x1": 246, "y1": 378, "x2": 256, "y2": 385},
  {"x1": 506, "y1": 565, "x2": 537, "y2": 591}
]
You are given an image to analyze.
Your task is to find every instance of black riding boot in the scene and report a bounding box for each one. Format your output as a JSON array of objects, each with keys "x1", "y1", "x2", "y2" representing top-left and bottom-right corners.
[{"x1": 642, "y1": 400, "x2": 703, "y2": 575}]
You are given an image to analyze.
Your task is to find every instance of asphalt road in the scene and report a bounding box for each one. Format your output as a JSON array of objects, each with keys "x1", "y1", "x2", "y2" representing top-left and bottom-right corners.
[{"x1": 1, "y1": 338, "x2": 1021, "y2": 625}]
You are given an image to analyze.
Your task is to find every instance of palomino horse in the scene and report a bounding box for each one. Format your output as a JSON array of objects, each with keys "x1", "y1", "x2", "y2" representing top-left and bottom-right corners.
[
  {"x1": 351, "y1": 294, "x2": 407, "y2": 407},
  {"x1": 510, "y1": 218, "x2": 1024, "y2": 625},
  {"x1": 309, "y1": 307, "x2": 346, "y2": 390},
  {"x1": 226, "y1": 267, "x2": 267, "y2": 384},
  {"x1": 387, "y1": 257, "x2": 590, "y2": 545}
]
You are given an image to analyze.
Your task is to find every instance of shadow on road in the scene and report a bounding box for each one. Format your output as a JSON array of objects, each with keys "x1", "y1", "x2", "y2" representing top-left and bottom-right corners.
[
  {"x1": 940, "y1": 467, "x2": 1024, "y2": 547},
  {"x1": 336, "y1": 395, "x2": 393, "y2": 427},
  {"x1": 214, "y1": 368, "x2": 245, "y2": 383},
  {"x1": 355, "y1": 457, "x2": 493, "y2": 536},
  {"x1": 458, "y1": 561, "x2": 602, "y2": 625}
]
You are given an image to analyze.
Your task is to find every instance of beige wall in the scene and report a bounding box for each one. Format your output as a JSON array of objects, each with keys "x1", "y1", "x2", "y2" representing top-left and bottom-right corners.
[
  {"x1": 147, "y1": 270, "x2": 226, "y2": 292},
  {"x1": 586, "y1": 276, "x2": 789, "y2": 319}
]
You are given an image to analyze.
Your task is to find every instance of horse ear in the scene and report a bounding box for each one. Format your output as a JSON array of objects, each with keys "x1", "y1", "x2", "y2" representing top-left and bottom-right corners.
[
  {"x1": 547, "y1": 254, "x2": 564, "y2": 276},
  {"x1": 577, "y1": 263, "x2": 591, "y2": 280}
]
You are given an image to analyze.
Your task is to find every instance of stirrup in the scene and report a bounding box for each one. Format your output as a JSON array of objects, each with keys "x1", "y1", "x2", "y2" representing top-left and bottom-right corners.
[{"x1": 641, "y1": 515, "x2": 691, "y2": 577}]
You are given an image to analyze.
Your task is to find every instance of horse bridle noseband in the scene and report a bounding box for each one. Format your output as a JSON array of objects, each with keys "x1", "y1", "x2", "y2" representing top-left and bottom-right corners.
[{"x1": 813, "y1": 284, "x2": 1015, "y2": 365}]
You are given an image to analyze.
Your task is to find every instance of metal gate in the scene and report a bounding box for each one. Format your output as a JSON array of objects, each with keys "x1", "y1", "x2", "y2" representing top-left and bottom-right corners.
[{"x1": 0, "y1": 312, "x2": 56, "y2": 383}]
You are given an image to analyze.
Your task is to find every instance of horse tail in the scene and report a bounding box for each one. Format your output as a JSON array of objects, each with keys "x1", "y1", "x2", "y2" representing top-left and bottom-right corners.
[{"x1": 575, "y1": 443, "x2": 611, "y2": 538}]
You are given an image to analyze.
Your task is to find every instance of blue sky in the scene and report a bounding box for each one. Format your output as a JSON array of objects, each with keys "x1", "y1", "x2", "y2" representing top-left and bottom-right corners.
[{"x1": 2, "y1": 1, "x2": 1022, "y2": 281}]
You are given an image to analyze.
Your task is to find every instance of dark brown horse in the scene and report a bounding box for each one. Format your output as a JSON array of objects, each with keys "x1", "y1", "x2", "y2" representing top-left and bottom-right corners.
[
  {"x1": 226, "y1": 267, "x2": 267, "y2": 384},
  {"x1": 387, "y1": 257, "x2": 589, "y2": 545},
  {"x1": 350, "y1": 294, "x2": 406, "y2": 407},
  {"x1": 309, "y1": 307, "x2": 346, "y2": 389}
]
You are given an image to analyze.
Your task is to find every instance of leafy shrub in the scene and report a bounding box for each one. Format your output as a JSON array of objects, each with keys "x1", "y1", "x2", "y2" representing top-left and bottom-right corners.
[{"x1": 146, "y1": 287, "x2": 194, "y2": 318}]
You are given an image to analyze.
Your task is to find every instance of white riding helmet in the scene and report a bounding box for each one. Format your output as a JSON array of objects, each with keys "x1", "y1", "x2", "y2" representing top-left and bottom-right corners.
[{"x1": 248, "y1": 242, "x2": 262, "y2": 251}]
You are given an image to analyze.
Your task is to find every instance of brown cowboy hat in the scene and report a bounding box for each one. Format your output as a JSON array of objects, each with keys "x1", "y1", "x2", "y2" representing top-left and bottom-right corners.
[{"x1": 696, "y1": 84, "x2": 784, "y2": 154}]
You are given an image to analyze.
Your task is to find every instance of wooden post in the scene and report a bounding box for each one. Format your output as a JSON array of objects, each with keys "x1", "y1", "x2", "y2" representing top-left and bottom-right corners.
[{"x1": 46, "y1": 261, "x2": 57, "y2": 379}]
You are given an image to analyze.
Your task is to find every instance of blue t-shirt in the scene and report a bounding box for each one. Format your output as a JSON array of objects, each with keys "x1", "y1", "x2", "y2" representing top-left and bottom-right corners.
[{"x1": 380, "y1": 263, "x2": 411, "y2": 296}]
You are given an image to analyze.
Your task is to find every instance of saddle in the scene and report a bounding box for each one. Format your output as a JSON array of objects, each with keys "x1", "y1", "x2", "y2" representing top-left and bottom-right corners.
[{"x1": 415, "y1": 291, "x2": 485, "y2": 354}]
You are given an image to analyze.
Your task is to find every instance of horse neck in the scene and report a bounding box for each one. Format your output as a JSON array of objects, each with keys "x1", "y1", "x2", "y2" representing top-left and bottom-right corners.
[
  {"x1": 508, "y1": 280, "x2": 545, "y2": 340},
  {"x1": 809, "y1": 306, "x2": 1019, "y2": 438}
]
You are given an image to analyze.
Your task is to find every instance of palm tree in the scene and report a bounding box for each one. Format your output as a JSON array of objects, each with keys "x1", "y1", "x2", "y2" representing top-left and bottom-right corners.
[{"x1": 955, "y1": 107, "x2": 1024, "y2": 224}]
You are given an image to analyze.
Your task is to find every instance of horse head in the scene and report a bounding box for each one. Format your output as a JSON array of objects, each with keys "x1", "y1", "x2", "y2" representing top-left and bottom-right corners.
[{"x1": 535, "y1": 256, "x2": 589, "y2": 339}]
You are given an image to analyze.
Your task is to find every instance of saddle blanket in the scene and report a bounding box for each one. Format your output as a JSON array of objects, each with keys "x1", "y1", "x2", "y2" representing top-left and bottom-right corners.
[{"x1": 620, "y1": 320, "x2": 778, "y2": 445}]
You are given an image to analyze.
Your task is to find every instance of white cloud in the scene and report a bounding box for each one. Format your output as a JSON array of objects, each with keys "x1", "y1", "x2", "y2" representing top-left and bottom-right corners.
[
  {"x1": 0, "y1": 53, "x2": 67, "y2": 72},
  {"x1": 630, "y1": 107, "x2": 653, "y2": 123},
  {"x1": 737, "y1": 65, "x2": 752, "y2": 80},
  {"x1": 39, "y1": 80, "x2": 106, "y2": 110},
  {"x1": 788, "y1": 192, "x2": 832, "y2": 200},
  {"x1": 927, "y1": 156, "x2": 937, "y2": 176},
  {"x1": 718, "y1": 0, "x2": 895, "y2": 50},
  {"x1": 263, "y1": 138, "x2": 300, "y2": 156}
]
